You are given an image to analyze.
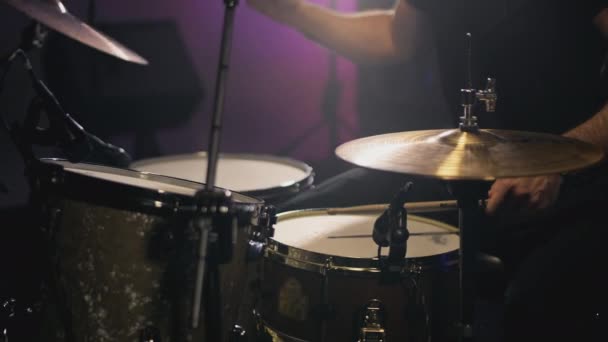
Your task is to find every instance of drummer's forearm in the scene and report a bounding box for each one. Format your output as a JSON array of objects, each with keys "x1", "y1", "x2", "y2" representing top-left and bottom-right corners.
[
  {"x1": 283, "y1": 1, "x2": 422, "y2": 64},
  {"x1": 570, "y1": 10, "x2": 608, "y2": 149},
  {"x1": 564, "y1": 104, "x2": 608, "y2": 151}
]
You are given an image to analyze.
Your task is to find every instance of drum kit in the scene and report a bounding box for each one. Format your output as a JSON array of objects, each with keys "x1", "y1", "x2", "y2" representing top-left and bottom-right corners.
[{"x1": 0, "y1": 1, "x2": 605, "y2": 342}]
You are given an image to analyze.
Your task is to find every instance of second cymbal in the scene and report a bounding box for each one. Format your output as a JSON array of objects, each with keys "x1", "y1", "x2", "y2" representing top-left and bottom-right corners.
[
  {"x1": 4, "y1": 0, "x2": 148, "y2": 65},
  {"x1": 335, "y1": 129, "x2": 604, "y2": 181}
]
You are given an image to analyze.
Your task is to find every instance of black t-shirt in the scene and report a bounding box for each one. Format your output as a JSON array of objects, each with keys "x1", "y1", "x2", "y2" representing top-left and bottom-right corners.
[{"x1": 408, "y1": 0, "x2": 608, "y2": 134}]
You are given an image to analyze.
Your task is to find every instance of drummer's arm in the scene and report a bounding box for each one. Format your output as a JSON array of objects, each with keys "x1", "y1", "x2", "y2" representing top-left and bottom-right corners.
[
  {"x1": 486, "y1": 8, "x2": 608, "y2": 217},
  {"x1": 563, "y1": 9, "x2": 608, "y2": 150},
  {"x1": 246, "y1": 0, "x2": 426, "y2": 64},
  {"x1": 563, "y1": 105, "x2": 608, "y2": 151}
]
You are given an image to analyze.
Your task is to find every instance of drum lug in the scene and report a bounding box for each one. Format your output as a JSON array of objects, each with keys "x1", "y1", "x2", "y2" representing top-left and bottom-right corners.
[
  {"x1": 407, "y1": 262, "x2": 423, "y2": 275},
  {"x1": 321, "y1": 256, "x2": 334, "y2": 276},
  {"x1": 259, "y1": 205, "x2": 277, "y2": 239},
  {"x1": 247, "y1": 240, "x2": 265, "y2": 261},
  {"x1": 230, "y1": 324, "x2": 247, "y2": 342},
  {"x1": 358, "y1": 300, "x2": 386, "y2": 342},
  {"x1": 247, "y1": 206, "x2": 276, "y2": 260}
]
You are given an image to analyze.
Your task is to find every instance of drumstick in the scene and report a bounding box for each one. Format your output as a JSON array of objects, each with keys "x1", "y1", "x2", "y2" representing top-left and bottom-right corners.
[
  {"x1": 324, "y1": 199, "x2": 490, "y2": 215},
  {"x1": 327, "y1": 231, "x2": 458, "y2": 239},
  {"x1": 325, "y1": 200, "x2": 459, "y2": 215}
]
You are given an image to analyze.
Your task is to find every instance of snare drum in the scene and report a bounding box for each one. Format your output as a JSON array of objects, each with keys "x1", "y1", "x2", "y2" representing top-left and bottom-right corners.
[
  {"x1": 131, "y1": 152, "x2": 314, "y2": 205},
  {"x1": 257, "y1": 208, "x2": 460, "y2": 342},
  {"x1": 31, "y1": 159, "x2": 267, "y2": 341}
]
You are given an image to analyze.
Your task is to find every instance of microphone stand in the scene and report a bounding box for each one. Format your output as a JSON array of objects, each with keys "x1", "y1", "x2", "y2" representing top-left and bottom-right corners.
[
  {"x1": 1, "y1": 21, "x2": 48, "y2": 168},
  {"x1": 191, "y1": 0, "x2": 240, "y2": 341}
]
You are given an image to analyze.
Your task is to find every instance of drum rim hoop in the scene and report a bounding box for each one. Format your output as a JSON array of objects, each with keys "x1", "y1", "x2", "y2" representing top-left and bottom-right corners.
[
  {"x1": 266, "y1": 209, "x2": 459, "y2": 274},
  {"x1": 35, "y1": 158, "x2": 264, "y2": 214},
  {"x1": 130, "y1": 152, "x2": 315, "y2": 199}
]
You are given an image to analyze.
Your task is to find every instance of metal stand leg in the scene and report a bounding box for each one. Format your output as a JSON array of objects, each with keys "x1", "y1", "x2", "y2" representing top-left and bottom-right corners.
[
  {"x1": 449, "y1": 181, "x2": 487, "y2": 342},
  {"x1": 192, "y1": 0, "x2": 240, "y2": 339}
]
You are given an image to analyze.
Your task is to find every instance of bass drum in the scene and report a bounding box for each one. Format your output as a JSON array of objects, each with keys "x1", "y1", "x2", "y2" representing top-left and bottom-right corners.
[
  {"x1": 130, "y1": 152, "x2": 315, "y2": 205},
  {"x1": 30, "y1": 158, "x2": 269, "y2": 341},
  {"x1": 257, "y1": 207, "x2": 460, "y2": 342}
]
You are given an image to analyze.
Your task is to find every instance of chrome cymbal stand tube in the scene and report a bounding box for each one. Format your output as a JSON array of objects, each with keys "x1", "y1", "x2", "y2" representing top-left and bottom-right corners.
[
  {"x1": 449, "y1": 181, "x2": 486, "y2": 342},
  {"x1": 456, "y1": 33, "x2": 498, "y2": 342},
  {"x1": 205, "y1": 0, "x2": 238, "y2": 192},
  {"x1": 191, "y1": 0, "x2": 240, "y2": 340}
]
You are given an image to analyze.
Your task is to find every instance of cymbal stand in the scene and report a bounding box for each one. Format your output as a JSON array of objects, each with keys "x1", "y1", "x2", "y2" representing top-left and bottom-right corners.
[
  {"x1": 205, "y1": 0, "x2": 238, "y2": 191},
  {"x1": 191, "y1": 0, "x2": 240, "y2": 340},
  {"x1": 453, "y1": 33, "x2": 498, "y2": 341},
  {"x1": 447, "y1": 181, "x2": 487, "y2": 342}
]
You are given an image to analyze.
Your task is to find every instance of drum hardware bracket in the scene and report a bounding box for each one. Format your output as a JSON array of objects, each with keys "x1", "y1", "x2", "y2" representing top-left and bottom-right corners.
[
  {"x1": 192, "y1": 187, "x2": 255, "y2": 339},
  {"x1": 247, "y1": 240, "x2": 266, "y2": 261},
  {"x1": 260, "y1": 205, "x2": 277, "y2": 239},
  {"x1": 230, "y1": 324, "x2": 247, "y2": 342},
  {"x1": 247, "y1": 205, "x2": 276, "y2": 260},
  {"x1": 358, "y1": 299, "x2": 386, "y2": 342},
  {"x1": 460, "y1": 32, "x2": 497, "y2": 132},
  {"x1": 460, "y1": 78, "x2": 497, "y2": 132}
]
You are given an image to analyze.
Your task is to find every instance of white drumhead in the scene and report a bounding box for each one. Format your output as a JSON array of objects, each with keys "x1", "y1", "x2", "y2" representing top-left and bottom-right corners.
[
  {"x1": 52, "y1": 160, "x2": 200, "y2": 196},
  {"x1": 274, "y1": 212, "x2": 459, "y2": 258},
  {"x1": 131, "y1": 153, "x2": 311, "y2": 192}
]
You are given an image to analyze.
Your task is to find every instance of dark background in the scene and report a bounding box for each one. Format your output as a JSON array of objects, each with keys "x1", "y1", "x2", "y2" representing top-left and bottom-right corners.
[
  {"x1": 0, "y1": 0, "x2": 450, "y2": 320},
  {"x1": 0, "y1": 0, "x2": 450, "y2": 208}
]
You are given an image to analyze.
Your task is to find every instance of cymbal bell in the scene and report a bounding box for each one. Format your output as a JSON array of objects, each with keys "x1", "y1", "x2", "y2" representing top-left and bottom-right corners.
[
  {"x1": 4, "y1": 0, "x2": 148, "y2": 65},
  {"x1": 335, "y1": 129, "x2": 605, "y2": 181}
]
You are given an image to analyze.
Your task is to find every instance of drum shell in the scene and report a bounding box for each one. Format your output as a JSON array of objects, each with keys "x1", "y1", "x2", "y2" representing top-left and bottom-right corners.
[
  {"x1": 257, "y1": 210, "x2": 460, "y2": 342},
  {"x1": 258, "y1": 255, "x2": 458, "y2": 342},
  {"x1": 32, "y1": 160, "x2": 263, "y2": 341}
]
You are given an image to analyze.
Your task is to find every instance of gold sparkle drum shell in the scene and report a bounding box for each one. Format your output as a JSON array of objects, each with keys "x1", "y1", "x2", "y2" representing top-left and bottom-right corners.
[{"x1": 31, "y1": 158, "x2": 265, "y2": 341}]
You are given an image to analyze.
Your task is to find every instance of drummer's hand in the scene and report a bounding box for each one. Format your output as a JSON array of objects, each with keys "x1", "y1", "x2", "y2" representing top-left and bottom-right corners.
[
  {"x1": 246, "y1": 0, "x2": 304, "y2": 24},
  {"x1": 485, "y1": 174, "x2": 562, "y2": 222}
]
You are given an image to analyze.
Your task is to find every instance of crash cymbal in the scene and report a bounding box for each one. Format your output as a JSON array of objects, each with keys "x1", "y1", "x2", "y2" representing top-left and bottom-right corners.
[
  {"x1": 4, "y1": 0, "x2": 148, "y2": 65},
  {"x1": 336, "y1": 129, "x2": 605, "y2": 180}
]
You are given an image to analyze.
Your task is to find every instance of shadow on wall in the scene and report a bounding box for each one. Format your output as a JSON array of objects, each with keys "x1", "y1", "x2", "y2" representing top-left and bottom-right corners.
[{"x1": 42, "y1": 20, "x2": 204, "y2": 160}]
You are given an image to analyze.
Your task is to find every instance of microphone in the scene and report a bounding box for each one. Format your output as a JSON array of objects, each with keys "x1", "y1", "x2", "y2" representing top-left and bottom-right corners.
[
  {"x1": 79, "y1": 132, "x2": 132, "y2": 168},
  {"x1": 23, "y1": 56, "x2": 131, "y2": 168},
  {"x1": 373, "y1": 182, "x2": 412, "y2": 272},
  {"x1": 373, "y1": 182, "x2": 412, "y2": 247}
]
